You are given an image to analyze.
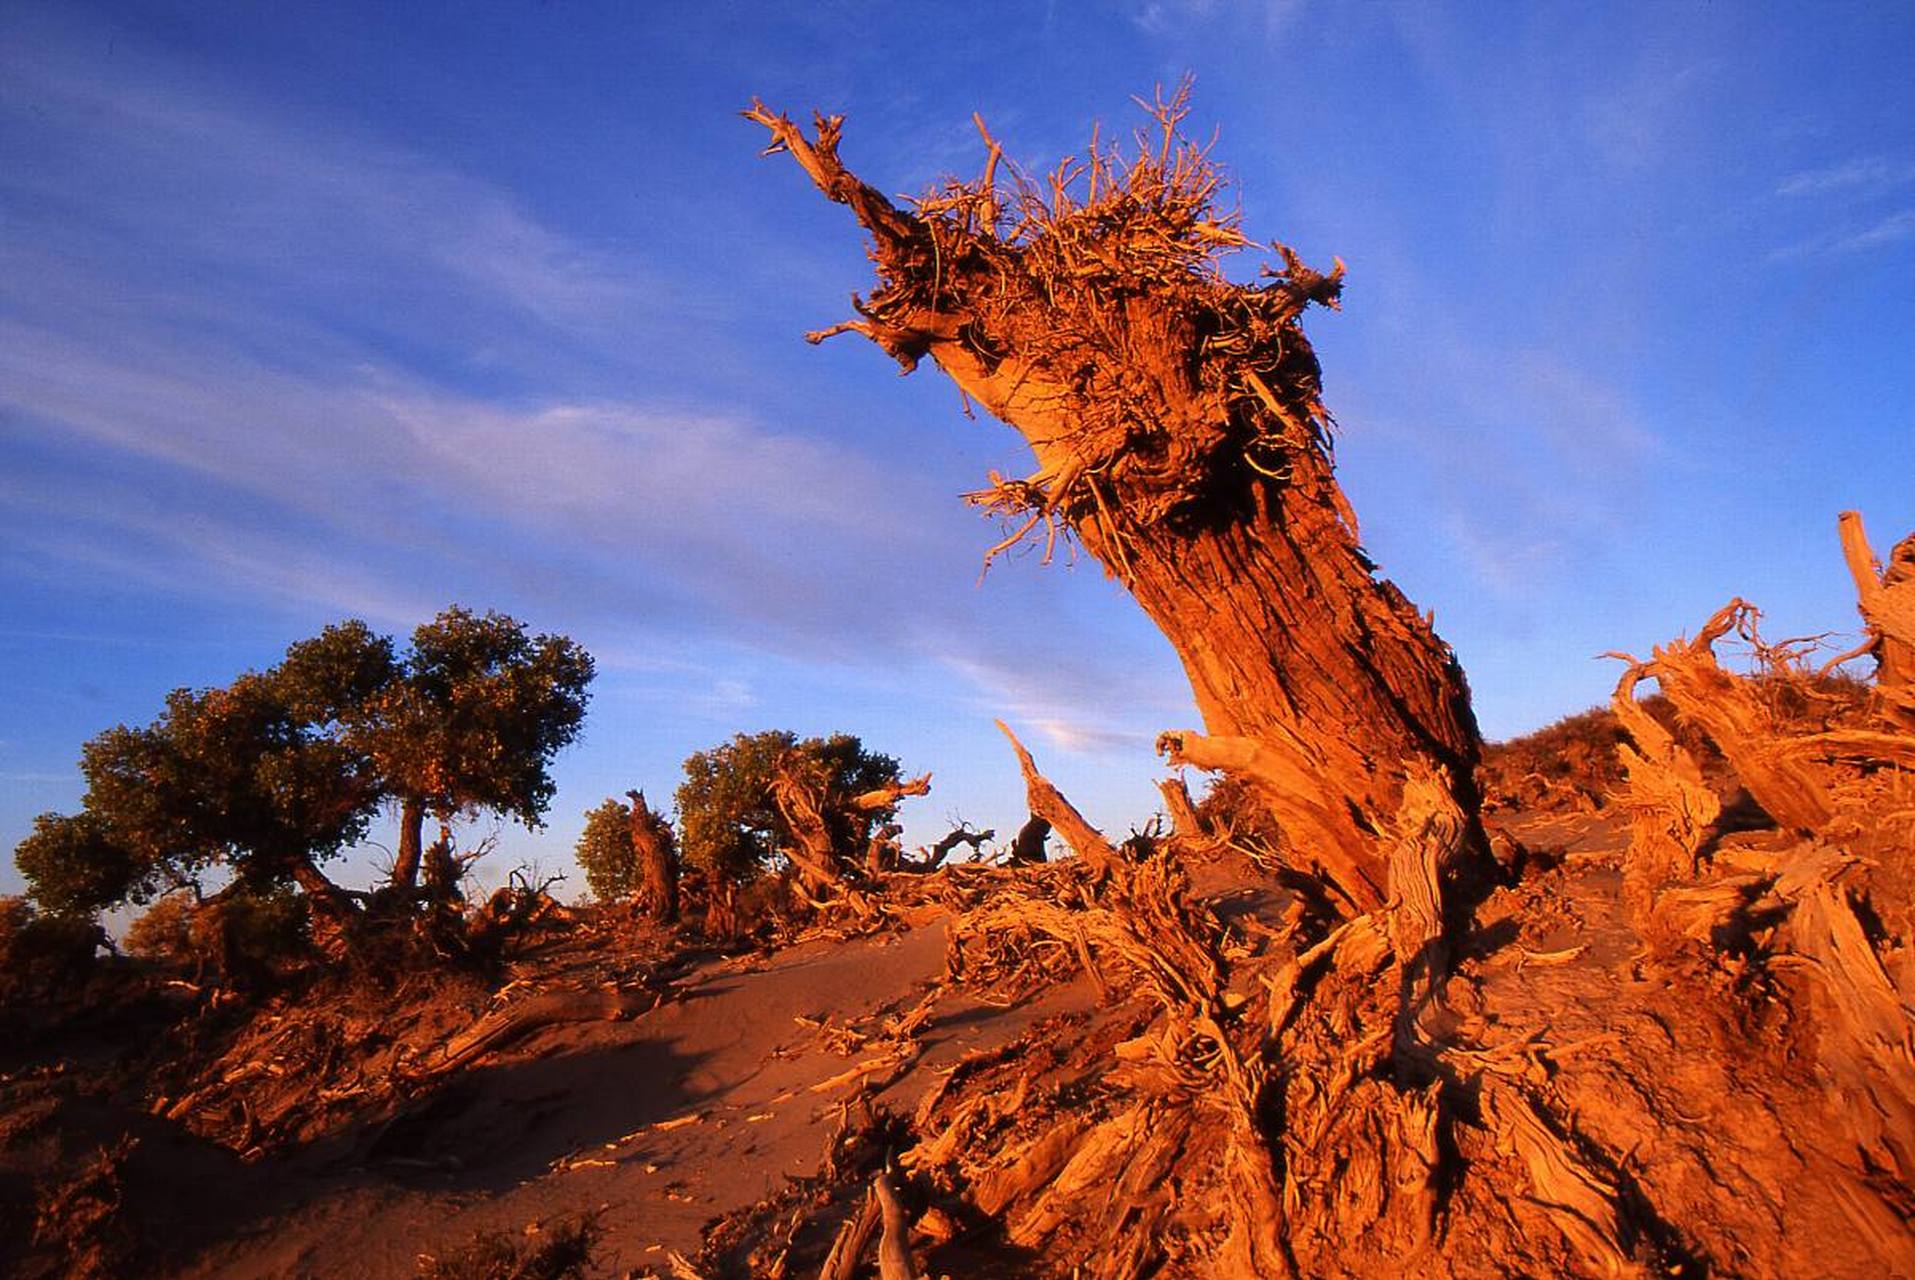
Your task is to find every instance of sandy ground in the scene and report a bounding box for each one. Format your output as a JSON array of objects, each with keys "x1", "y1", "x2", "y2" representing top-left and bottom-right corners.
[{"x1": 163, "y1": 920, "x2": 1089, "y2": 1278}]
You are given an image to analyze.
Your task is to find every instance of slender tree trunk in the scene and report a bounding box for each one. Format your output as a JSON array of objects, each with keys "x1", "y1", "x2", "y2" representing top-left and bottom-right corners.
[
  {"x1": 748, "y1": 103, "x2": 1487, "y2": 912},
  {"x1": 391, "y1": 795, "x2": 426, "y2": 890},
  {"x1": 707, "y1": 877, "x2": 739, "y2": 943}
]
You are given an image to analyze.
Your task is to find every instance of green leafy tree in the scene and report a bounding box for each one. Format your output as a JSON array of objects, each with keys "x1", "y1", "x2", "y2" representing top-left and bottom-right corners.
[
  {"x1": 674, "y1": 730, "x2": 902, "y2": 886},
  {"x1": 12, "y1": 813, "x2": 145, "y2": 920},
  {"x1": 0, "y1": 895, "x2": 105, "y2": 1006},
  {"x1": 576, "y1": 798, "x2": 640, "y2": 901},
  {"x1": 14, "y1": 608, "x2": 594, "y2": 927},
  {"x1": 359, "y1": 607, "x2": 595, "y2": 893},
  {"x1": 17, "y1": 672, "x2": 377, "y2": 919}
]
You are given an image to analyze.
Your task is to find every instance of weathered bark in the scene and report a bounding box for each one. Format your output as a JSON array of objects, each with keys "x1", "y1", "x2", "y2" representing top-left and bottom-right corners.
[
  {"x1": 1157, "y1": 776, "x2": 1206, "y2": 840},
  {"x1": 864, "y1": 821, "x2": 903, "y2": 876},
  {"x1": 873, "y1": 1163, "x2": 919, "y2": 1280},
  {"x1": 769, "y1": 755, "x2": 850, "y2": 897},
  {"x1": 625, "y1": 789, "x2": 679, "y2": 923},
  {"x1": 997, "y1": 720, "x2": 1116, "y2": 868},
  {"x1": 1607, "y1": 660, "x2": 1722, "y2": 937},
  {"x1": 390, "y1": 795, "x2": 426, "y2": 890},
  {"x1": 1636, "y1": 601, "x2": 1836, "y2": 833},
  {"x1": 747, "y1": 97, "x2": 1486, "y2": 913},
  {"x1": 1840, "y1": 510, "x2": 1915, "y2": 730},
  {"x1": 771, "y1": 755, "x2": 931, "y2": 897}
]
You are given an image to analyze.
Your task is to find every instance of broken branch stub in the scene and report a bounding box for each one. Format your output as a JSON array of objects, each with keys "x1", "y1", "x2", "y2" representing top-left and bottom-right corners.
[
  {"x1": 1840, "y1": 509, "x2": 1915, "y2": 729},
  {"x1": 625, "y1": 789, "x2": 679, "y2": 924},
  {"x1": 748, "y1": 94, "x2": 1489, "y2": 913},
  {"x1": 995, "y1": 720, "x2": 1116, "y2": 868}
]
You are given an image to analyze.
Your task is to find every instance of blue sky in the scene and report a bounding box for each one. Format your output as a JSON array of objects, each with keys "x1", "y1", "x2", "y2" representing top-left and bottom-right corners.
[{"x1": 4, "y1": 1, "x2": 1912, "y2": 897}]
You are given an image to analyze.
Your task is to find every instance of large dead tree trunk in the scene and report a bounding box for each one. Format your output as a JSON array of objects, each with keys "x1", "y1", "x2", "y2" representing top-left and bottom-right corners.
[
  {"x1": 747, "y1": 92, "x2": 1486, "y2": 912},
  {"x1": 625, "y1": 789, "x2": 679, "y2": 923},
  {"x1": 1839, "y1": 509, "x2": 1915, "y2": 730},
  {"x1": 770, "y1": 754, "x2": 854, "y2": 899}
]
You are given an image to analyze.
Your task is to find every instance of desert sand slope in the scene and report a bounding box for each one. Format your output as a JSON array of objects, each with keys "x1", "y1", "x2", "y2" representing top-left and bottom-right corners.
[
  {"x1": 5, "y1": 807, "x2": 1909, "y2": 1278},
  {"x1": 160, "y1": 922, "x2": 1089, "y2": 1278}
]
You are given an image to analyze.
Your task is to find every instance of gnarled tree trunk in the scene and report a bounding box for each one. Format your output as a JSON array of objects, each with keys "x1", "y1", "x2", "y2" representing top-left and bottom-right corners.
[
  {"x1": 1840, "y1": 509, "x2": 1915, "y2": 730},
  {"x1": 625, "y1": 789, "x2": 679, "y2": 923},
  {"x1": 747, "y1": 94, "x2": 1486, "y2": 912}
]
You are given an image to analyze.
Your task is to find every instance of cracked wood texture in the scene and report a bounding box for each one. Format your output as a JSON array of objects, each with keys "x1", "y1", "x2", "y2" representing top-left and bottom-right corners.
[{"x1": 746, "y1": 92, "x2": 1485, "y2": 912}]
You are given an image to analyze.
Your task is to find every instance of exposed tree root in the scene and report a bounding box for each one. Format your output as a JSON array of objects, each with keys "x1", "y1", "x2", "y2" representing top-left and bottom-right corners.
[
  {"x1": 1600, "y1": 513, "x2": 1915, "y2": 1272},
  {"x1": 736, "y1": 93, "x2": 1915, "y2": 1277}
]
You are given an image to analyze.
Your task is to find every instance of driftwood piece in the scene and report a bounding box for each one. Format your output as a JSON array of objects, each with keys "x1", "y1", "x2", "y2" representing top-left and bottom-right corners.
[
  {"x1": 770, "y1": 755, "x2": 853, "y2": 896},
  {"x1": 919, "y1": 824, "x2": 992, "y2": 871},
  {"x1": 872, "y1": 1164, "x2": 918, "y2": 1280},
  {"x1": 1157, "y1": 775, "x2": 1205, "y2": 840},
  {"x1": 1606, "y1": 660, "x2": 1723, "y2": 934},
  {"x1": 816, "y1": 1188, "x2": 880, "y2": 1280},
  {"x1": 433, "y1": 985, "x2": 655, "y2": 1073},
  {"x1": 1772, "y1": 844, "x2": 1915, "y2": 1188}
]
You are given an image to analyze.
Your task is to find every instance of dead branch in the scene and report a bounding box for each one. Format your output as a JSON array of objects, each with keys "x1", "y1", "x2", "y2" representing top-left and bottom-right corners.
[
  {"x1": 995, "y1": 720, "x2": 1116, "y2": 867},
  {"x1": 625, "y1": 789, "x2": 679, "y2": 924},
  {"x1": 851, "y1": 773, "x2": 933, "y2": 812},
  {"x1": 1157, "y1": 775, "x2": 1206, "y2": 840},
  {"x1": 431, "y1": 984, "x2": 657, "y2": 1073},
  {"x1": 919, "y1": 823, "x2": 993, "y2": 871},
  {"x1": 749, "y1": 91, "x2": 1489, "y2": 920}
]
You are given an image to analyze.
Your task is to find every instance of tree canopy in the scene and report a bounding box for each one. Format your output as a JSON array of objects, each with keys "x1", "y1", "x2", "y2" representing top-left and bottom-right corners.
[
  {"x1": 14, "y1": 608, "x2": 593, "y2": 920},
  {"x1": 675, "y1": 731, "x2": 902, "y2": 887},
  {"x1": 576, "y1": 798, "x2": 640, "y2": 902}
]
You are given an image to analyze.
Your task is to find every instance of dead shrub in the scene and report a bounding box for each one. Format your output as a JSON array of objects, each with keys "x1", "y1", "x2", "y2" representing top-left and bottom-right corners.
[
  {"x1": 28, "y1": 1136, "x2": 140, "y2": 1280},
  {"x1": 414, "y1": 1213, "x2": 603, "y2": 1280}
]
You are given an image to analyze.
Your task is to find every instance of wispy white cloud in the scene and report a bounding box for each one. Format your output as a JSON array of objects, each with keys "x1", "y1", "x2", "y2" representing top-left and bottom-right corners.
[
  {"x1": 1580, "y1": 58, "x2": 1718, "y2": 171},
  {"x1": 1131, "y1": 0, "x2": 1306, "y2": 41},
  {"x1": 0, "y1": 8, "x2": 1207, "y2": 811},
  {"x1": 0, "y1": 322, "x2": 934, "y2": 641},
  {"x1": 935, "y1": 648, "x2": 1183, "y2": 755},
  {"x1": 0, "y1": 19, "x2": 669, "y2": 396},
  {"x1": 1830, "y1": 209, "x2": 1915, "y2": 254},
  {"x1": 1337, "y1": 326, "x2": 1661, "y2": 604},
  {"x1": 1768, "y1": 208, "x2": 1915, "y2": 260},
  {"x1": 1777, "y1": 156, "x2": 1915, "y2": 198}
]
